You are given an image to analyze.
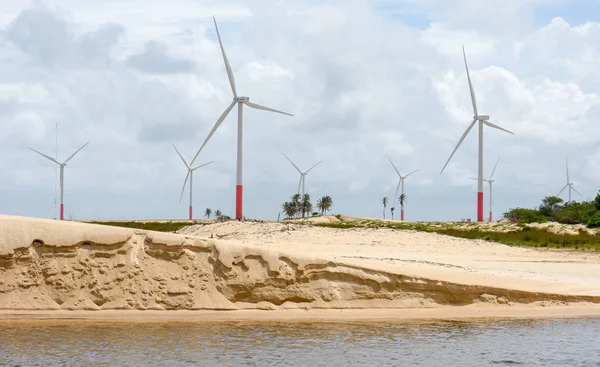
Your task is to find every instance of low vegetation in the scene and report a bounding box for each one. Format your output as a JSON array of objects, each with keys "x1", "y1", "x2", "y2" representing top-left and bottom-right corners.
[
  {"x1": 504, "y1": 194, "x2": 600, "y2": 228},
  {"x1": 311, "y1": 218, "x2": 600, "y2": 250},
  {"x1": 86, "y1": 221, "x2": 199, "y2": 232}
]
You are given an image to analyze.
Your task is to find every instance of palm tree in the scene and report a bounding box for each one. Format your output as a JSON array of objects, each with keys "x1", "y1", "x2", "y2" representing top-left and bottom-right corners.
[
  {"x1": 215, "y1": 210, "x2": 222, "y2": 221},
  {"x1": 301, "y1": 193, "x2": 311, "y2": 218},
  {"x1": 382, "y1": 197, "x2": 389, "y2": 219},
  {"x1": 317, "y1": 197, "x2": 325, "y2": 215},
  {"x1": 204, "y1": 208, "x2": 212, "y2": 219},
  {"x1": 321, "y1": 195, "x2": 333, "y2": 215},
  {"x1": 292, "y1": 193, "x2": 301, "y2": 218},
  {"x1": 282, "y1": 202, "x2": 296, "y2": 219},
  {"x1": 399, "y1": 194, "x2": 406, "y2": 221},
  {"x1": 390, "y1": 207, "x2": 395, "y2": 220}
]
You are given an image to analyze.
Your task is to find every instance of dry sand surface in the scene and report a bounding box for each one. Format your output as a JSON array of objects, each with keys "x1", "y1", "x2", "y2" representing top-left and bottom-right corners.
[{"x1": 1, "y1": 215, "x2": 600, "y2": 320}]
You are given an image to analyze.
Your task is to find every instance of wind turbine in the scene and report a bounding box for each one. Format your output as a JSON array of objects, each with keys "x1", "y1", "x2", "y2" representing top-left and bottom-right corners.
[
  {"x1": 440, "y1": 45, "x2": 514, "y2": 222},
  {"x1": 470, "y1": 157, "x2": 500, "y2": 222},
  {"x1": 173, "y1": 143, "x2": 214, "y2": 220},
  {"x1": 30, "y1": 142, "x2": 88, "y2": 220},
  {"x1": 190, "y1": 16, "x2": 293, "y2": 220},
  {"x1": 557, "y1": 157, "x2": 581, "y2": 202},
  {"x1": 387, "y1": 156, "x2": 418, "y2": 221},
  {"x1": 282, "y1": 153, "x2": 323, "y2": 216}
]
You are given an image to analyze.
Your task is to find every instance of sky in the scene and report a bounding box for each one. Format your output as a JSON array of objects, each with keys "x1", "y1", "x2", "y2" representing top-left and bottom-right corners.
[{"x1": 2, "y1": 0, "x2": 600, "y2": 221}]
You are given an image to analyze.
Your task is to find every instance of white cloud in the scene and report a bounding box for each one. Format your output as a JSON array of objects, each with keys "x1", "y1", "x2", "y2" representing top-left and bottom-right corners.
[{"x1": 1, "y1": 0, "x2": 600, "y2": 222}]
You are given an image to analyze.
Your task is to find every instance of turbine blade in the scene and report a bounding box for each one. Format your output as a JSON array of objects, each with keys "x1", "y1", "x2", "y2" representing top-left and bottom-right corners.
[
  {"x1": 470, "y1": 177, "x2": 478, "y2": 180},
  {"x1": 462, "y1": 45, "x2": 478, "y2": 117},
  {"x1": 190, "y1": 100, "x2": 236, "y2": 165},
  {"x1": 243, "y1": 100, "x2": 293, "y2": 116},
  {"x1": 191, "y1": 160, "x2": 215, "y2": 170},
  {"x1": 489, "y1": 157, "x2": 500, "y2": 180},
  {"x1": 30, "y1": 148, "x2": 60, "y2": 165},
  {"x1": 404, "y1": 169, "x2": 419, "y2": 178},
  {"x1": 172, "y1": 143, "x2": 189, "y2": 168},
  {"x1": 213, "y1": 16, "x2": 237, "y2": 98},
  {"x1": 394, "y1": 180, "x2": 401, "y2": 204},
  {"x1": 297, "y1": 175, "x2": 302, "y2": 194},
  {"x1": 179, "y1": 170, "x2": 190, "y2": 203},
  {"x1": 64, "y1": 142, "x2": 89, "y2": 164},
  {"x1": 572, "y1": 186, "x2": 582, "y2": 195},
  {"x1": 483, "y1": 120, "x2": 514, "y2": 134},
  {"x1": 282, "y1": 153, "x2": 302, "y2": 173},
  {"x1": 557, "y1": 184, "x2": 569, "y2": 196},
  {"x1": 387, "y1": 155, "x2": 401, "y2": 177},
  {"x1": 566, "y1": 156, "x2": 570, "y2": 183},
  {"x1": 440, "y1": 119, "x2": 477, "y2": 174},
  {"x1": 306, "y1": 160, "x2": 323, "y2": 173}
]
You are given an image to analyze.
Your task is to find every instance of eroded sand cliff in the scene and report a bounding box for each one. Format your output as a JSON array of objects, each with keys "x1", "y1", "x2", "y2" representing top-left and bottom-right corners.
[{"x1": 1, "y1": 215, "x2": 599, "y2": 312}]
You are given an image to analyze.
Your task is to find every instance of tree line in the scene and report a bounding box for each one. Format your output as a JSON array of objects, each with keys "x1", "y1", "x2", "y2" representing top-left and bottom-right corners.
[
  {"x1": 281, "y1": 193, "x2": 333, "y2": 219},
  {"x1": 503, "y1": 193, "x2": 600, "y2": 228}
]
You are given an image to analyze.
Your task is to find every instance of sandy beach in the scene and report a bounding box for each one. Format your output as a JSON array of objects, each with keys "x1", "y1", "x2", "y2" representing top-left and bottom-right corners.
[{"x1": 1, "y1": 215, "x2": 600, "y2": 320}]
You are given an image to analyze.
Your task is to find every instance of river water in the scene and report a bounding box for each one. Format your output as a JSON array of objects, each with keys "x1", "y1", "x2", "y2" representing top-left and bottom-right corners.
[{"x1": 1, "y1": 318, "x2": 599, "y2": 366}]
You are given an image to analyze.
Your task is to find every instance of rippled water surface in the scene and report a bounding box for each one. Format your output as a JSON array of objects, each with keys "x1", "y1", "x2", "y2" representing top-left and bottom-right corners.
[{"x1": 1, "y1": 317, "x2": 599, "y2": 366}]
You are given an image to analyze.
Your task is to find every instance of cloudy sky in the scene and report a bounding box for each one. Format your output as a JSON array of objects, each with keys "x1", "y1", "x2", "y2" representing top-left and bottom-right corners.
[{"x1": 1, "y1": 0, "x2": 600, "y2": 221}]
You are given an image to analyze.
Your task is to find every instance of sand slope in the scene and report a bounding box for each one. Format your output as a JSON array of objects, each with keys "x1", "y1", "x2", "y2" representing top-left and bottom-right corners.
[{"x1": 1, "y1": 215, "x2": 600, "y2": 312}]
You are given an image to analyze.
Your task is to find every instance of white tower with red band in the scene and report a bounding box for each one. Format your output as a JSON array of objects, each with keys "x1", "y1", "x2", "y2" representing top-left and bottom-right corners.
[
  {"x1": 30, "y1": 142, "x2": 88, "y2": 220},
  {"x1": 173, "y1": 143, "x2": 214, "y2": 220},
  {"x1": 190, "y1": 16, "x2": 293, "y2": 220},
  {"x1": 441, "y1": 46, "x2": 513, "y2": 222},
  {"x1": 387, "y1": 156, "x2": 418, "y2": 221}
]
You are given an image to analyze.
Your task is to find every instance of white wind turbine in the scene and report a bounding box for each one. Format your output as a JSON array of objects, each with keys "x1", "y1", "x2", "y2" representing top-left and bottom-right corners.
[
  {"x1": 190, "y1": 16, "x2": 293, "y2": 220},
  {"x1": 30, "y1": 142, "x2": 88, "y2": 220},
  {"x1": 440, "y1": 45, "x2": 514, "y2": 222},
  {"x1": 557, "y1": 157, "x2": 581, "y2": 202},
  {"x1": 173, "y1": 143, "x2": 214, "y2": 220},
  {"x1": 282, "y1": 152, "x2": 323, "y2": 206},
  {"x1": 387, "y1": 156, "x2": 418, "y2": 221},
  {"x1": 470, "y1": 157, "x2": 500, "y2": 222}
]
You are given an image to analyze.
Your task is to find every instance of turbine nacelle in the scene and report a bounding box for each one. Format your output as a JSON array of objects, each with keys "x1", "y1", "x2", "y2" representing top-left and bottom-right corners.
[
  {"x1": 476, "y1": 115, "x2": 490, "y2": 121},
  {"x1": 235, "y1": 96, "x2": 249, "y2": 102}
]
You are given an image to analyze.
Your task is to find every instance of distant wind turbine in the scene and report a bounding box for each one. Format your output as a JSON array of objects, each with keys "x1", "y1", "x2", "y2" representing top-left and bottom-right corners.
[
  {"x1": 190, "y1": 16, "x2": 293, "y2": 220},
  {"x1": 30, "y1": 142, "x2": 88, "y2": 220},
  {"x1": 471, "y1": 157, "x2": 500, "y2": 222},
  {"x1": 387, "y1": 156, "x2": 418, "y2": 221},
  {"x1": 173, "y1": 143, "x2": 214, "y2": 220},
  {"x1": 440, "y1": 45, "x2": 514, "y2": 222},
  {"x1": 282, "y1": 152, "x2": 323, "y2": 209},
  {"x1": 557, "y1": 157, "x2": 581, "y2": 202}
]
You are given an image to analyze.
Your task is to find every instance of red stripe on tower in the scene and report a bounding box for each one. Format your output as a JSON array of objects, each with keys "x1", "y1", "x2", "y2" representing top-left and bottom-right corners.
[
  {"x1": 236, "y1": 185, "x2": 243, "y2": 220},
  {"x1": 477, "y1": 192, "x2": 484, "y2": 222}
]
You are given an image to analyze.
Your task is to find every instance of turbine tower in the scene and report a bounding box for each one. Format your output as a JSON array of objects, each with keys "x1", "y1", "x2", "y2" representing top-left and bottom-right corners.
[
  {"x1": 557, "y1": 157, "x2": 581, "y2": 202},
  {"x1": 30, "y1": 142, "x2": 88, "y2": 220},
  {"x1": 190, "y1": 16, "x2": 293, "y2": 220},
  {"x1": 387, "y1": 156, "x2": 418, "y2": 221},
  {"x1": 441, "y1": 45, "x2": 514, "y2": 222},
  {"x1": 471, "y1": 157, "x2": 500, "y2": 222},
  {"x1": 282, "y1": 153, "x2": 323, "y2": 216},
  {"x1": 173, "y1": 143, "x2": 214, "y2": 220}
]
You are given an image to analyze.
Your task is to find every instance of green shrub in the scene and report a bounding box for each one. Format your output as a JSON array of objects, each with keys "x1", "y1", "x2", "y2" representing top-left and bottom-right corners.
[
  {"x1": 503, "y1": 208, "x2": 547, "y2": 224},
  {"x1": 554, "y1": 201, "x2": 597, "y2": 224},
  {"x1": 587, "y1": 212, "x2": 600, "y2": 228}
]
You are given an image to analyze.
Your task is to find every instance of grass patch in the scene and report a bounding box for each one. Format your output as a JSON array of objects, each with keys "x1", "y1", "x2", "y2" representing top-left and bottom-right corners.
[
  {"x1": 86, "y1": 221, "x2": 195, "y2": 232},
  {"x1": 312, "y1": 219, "x2": 600, "y2": 250}
]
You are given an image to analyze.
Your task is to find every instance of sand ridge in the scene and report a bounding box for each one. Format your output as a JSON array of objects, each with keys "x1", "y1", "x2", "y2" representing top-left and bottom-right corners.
[{"x1": 1, "y1": 215, "x2": 600, "y2": 315}]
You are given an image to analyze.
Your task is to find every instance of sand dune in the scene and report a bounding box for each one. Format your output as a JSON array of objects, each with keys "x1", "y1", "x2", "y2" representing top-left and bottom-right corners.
[{"x1": 1, "y1": 215, "x2": 600, "y2": 318}]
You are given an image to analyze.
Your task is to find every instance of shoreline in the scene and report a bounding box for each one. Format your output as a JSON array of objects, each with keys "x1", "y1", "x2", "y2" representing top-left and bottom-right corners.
[{"x1": 2, "y1": 304, "x2": 600, "y2": 323}]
